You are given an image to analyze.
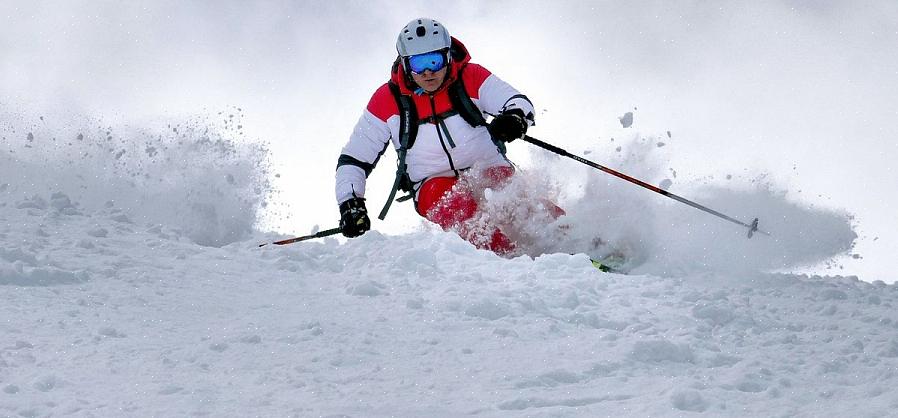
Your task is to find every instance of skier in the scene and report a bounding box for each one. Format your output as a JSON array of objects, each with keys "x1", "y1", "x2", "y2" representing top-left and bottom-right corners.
[{"x1": 335, "y1": 17, "x2": 555, "y2": 254}]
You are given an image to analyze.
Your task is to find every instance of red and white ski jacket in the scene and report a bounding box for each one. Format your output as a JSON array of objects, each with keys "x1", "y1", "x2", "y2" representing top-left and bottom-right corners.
[{"x1": 335, "y1": 38, "x2": 535, "y2": 205}]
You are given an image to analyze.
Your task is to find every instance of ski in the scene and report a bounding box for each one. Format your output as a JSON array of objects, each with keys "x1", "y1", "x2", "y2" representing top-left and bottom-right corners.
[{"x1": 590, "y1": 255, "x2": 628, "y2": 274}]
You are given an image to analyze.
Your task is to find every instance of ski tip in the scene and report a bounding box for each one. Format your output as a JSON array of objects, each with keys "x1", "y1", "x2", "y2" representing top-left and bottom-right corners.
[
  {"x1": 590, "y1": 258, "x2": 627, "y2": 274},
  {"x1": 591, "y1": 259, "x2": 614, "y2": 272}
]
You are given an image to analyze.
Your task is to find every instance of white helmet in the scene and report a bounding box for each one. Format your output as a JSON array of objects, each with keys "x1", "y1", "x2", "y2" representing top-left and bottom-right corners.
[{"x1": 396, "y1": 18, "x2": 451, "y2": 57}]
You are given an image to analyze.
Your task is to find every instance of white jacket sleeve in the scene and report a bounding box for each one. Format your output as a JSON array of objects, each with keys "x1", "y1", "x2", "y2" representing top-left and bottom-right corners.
[
  {"x1": 477, "y1": 73, "x2": 536, "y2": 126},
  {"x1": 335, "y1": 108, "x2": 393, "y2": 204}
]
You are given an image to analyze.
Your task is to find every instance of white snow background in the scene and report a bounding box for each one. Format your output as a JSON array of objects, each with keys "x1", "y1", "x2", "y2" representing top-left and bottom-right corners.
[{"x1": 2, "y1": 1, "x2": 898, "y2": 417}]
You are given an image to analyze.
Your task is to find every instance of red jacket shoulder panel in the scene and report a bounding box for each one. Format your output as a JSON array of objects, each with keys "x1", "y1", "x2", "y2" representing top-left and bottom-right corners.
[
  {"x1": 461, "y1": 63, "x2": 492, "y2": 99},
  {"x1": 366, "y1": 83, "x2": 399, "y2": 122}
]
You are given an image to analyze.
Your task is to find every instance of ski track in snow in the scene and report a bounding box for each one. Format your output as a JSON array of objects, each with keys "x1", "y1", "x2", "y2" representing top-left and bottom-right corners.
[{"x1": 2, "y1": 113, "x2": 895, "y2": 417}]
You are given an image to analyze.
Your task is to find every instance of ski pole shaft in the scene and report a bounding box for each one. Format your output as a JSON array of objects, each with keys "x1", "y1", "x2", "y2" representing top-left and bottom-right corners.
[
  {"x1": 522, "y1": 135, "x2": 769, "y2": 238},
  {"x1": 258, "y1": 227, "x2": 343, "y2": 247}
]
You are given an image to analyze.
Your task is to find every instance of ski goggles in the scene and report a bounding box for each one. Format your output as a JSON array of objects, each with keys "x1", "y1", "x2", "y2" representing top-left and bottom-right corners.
[{"x1": 407, "y1": 51, "x2": 447, "y2": 74}]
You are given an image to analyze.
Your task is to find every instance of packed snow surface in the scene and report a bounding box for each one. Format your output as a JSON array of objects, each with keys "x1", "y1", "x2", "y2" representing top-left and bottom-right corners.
[{"x1": 2, "y1": 114, "x2": 895, "y2": 417}]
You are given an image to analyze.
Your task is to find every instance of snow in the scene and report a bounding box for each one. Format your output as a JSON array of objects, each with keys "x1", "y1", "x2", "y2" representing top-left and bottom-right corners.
[
  {"x1": 3, "y1": 2, "x2": 897, "y2": 415},
  {"x1": 2, "y1": 114, "x2": 897, "y2": 417}
]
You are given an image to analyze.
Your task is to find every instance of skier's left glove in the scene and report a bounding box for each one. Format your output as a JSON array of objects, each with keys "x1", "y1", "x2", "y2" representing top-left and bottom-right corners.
[
  {"x1": 488, "y1": 109, "x2": 528, "y2": 143},
  {"x1": 339, "y1": 197, "x2": 370, "y2": 238}
]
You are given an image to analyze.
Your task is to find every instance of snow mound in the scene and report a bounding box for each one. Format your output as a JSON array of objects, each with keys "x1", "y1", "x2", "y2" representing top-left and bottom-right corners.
[
  {"x1": 1, "y1": 194, "x2": 896, "y2": 416},
  {"x1": 2, "y1": 209, "x2": 897, "y2": 416}
]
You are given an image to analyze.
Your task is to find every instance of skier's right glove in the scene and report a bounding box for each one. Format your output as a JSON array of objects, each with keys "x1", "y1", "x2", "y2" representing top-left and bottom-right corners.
[
  {"x1": 488, "y1": 109, "x2": 529, "y2": 143},
  {"x1": 339, "y1": 197, "x2": 371, "y2": 238}
]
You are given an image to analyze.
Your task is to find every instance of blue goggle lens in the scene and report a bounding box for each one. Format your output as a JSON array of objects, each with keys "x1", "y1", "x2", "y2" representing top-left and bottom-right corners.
[{"x1": 407, "y1": 51, "x2": 447, "y2": 74}]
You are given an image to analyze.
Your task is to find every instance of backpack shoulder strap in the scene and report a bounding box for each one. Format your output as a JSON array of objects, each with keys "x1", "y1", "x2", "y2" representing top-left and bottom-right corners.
[
  {"x1": 448, "y1": 65, "x2": 487, "y2": 128},
  {"x1": 379, "y1": 82, "x2": 419, "y2": 220},
  {"x1": 387, "y1": 81, "x2": 419, "y2": 149}
]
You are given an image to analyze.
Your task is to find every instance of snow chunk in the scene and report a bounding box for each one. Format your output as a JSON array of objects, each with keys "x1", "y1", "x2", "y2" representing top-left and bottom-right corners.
[
  {"x1": 97, "y1": 327, "x2": 126, "y2": 338},
  {"x1": 349, "y1": 280, "x2": 386, "y2": 297},
  {"x1": 539, "y1": 369, "x2": 582, "y2": 386},
  {"x1": 568, "y1": 312, "x2": 629, "y2": 331},
  {"x1": 15, "y1": 195, "x2": 47, "y2": 210},
  {"x1": 32, "y1": 375, "x2": 58, "y2": 392},
  {"x1": 0, "y1": 263, "x2": 89, "y2": 286},
  {"x1": 619, "y1": 112, "x2": 634, "y2": 128},
  {"x1": 76, "y1": 239, "x2": 95, "y2": 249},
  {"x1": 110, "y1": 213, "x2": 133, "y2": 223},
  {"x1": 87, "y1": 227, "x2": 108, "y2": 238},
  {"x1": 630, "y1": 339, "x2": 694, "y2": 363},
  {"x1": 392, "y1": 248, "x2": 439, "y2": 275},
  {"x1": 50, "y1": 192, "x2": 79, "y2": 214},
  {"x1": 158, "y1": 385, "x2": 183, "y2": 395},
  {"x1": 878, "y1": 340, "x2": 898, "y2": 358},
  {"x1": 671, "y1": 389, "x2": 707, "y2": 412},
  {"x1": 406, "y1": 298, "x2": 425, "y2": 310},
  {"x1": 209, "y1": 342, "x2": 229, "y2": 352},
  {"x1": 818, "y1": 288, "x2": 848, "y2": 300},
  {"x1": 0, "y1": 248, "x2": 38, "y2": 265},
  {"x1": 465, "y1": 298, "x2": 512, "y2": 320},
  {"x1": 14, "y1": 340, "x2": 34, "y2": 349},
  {"x1": 498, "y1": 394, "x2": 631, "y2": 410},
  {"x1": 736, "y1": 379, "x2": 768, "y2": 393},
  {"x1": 692, "y1": 303, "x2": 736, "y2": 326}
]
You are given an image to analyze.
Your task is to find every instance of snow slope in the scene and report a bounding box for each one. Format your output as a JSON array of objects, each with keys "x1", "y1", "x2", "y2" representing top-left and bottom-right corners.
[{"x1": 2, "y1": 115, "x2": 896, "y2": 417}]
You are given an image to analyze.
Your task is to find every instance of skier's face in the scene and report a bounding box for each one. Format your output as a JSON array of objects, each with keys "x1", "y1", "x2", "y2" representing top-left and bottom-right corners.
[{"x1": 410, "y1": 67, "x2": 448, "y2": 93}]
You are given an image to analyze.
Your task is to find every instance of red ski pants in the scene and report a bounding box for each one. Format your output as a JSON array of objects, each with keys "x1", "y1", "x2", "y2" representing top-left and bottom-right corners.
[{"x1": 415, "y1": 166, "x2": 537, "y2": 255}]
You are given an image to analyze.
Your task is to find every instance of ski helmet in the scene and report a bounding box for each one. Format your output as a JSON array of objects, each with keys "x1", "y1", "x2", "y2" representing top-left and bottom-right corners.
[{"x1": 396, "y1": 18, "x2": 451, "y2": 57}]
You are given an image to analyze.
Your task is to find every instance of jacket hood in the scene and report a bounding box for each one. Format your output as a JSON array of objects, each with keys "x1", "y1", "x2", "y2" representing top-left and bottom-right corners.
[{"x1": 391, "y1": 37, "x2": 472, "y2": 95}]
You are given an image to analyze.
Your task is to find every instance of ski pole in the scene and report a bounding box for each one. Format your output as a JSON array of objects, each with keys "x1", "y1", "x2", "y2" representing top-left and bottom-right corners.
[
  {"x1": 521, "y1": 135, "x2": 769, "y2": 238},
  {"x1": 258, "y1": 227, "x2": 343, "y2": 247}
]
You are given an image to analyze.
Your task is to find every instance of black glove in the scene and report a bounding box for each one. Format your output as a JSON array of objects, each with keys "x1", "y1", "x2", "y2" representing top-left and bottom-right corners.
[
  {"x1": 339, "y1": 197, "x2": 371, "y2": 238},
  {"x1": 487, "y1": 109, "x2": 528, "y2": 142}
]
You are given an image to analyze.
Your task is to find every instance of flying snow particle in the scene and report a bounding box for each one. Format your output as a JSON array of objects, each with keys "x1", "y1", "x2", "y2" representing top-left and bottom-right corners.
[{"x1": 619, "y1": 112, "x2": 634, "y2": 128}]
